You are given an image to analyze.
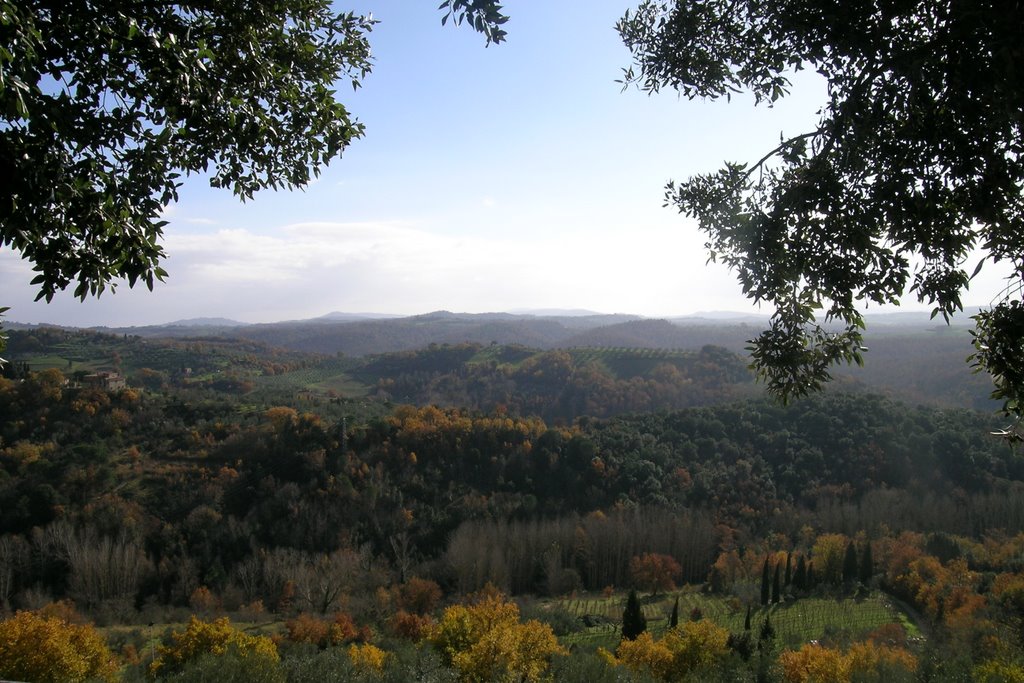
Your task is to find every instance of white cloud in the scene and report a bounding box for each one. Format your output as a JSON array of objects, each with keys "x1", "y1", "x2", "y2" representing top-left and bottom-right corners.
[{"x1": 0, "y1": 214, "x2": 758, "y2": 326}]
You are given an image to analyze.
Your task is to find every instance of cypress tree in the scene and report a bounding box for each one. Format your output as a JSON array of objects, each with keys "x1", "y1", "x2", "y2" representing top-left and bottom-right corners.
[
  {"x1": 772, "y1": 562, "x2": 781, "y2": 604},
  {"x1": 794, "y1": 555, "x2": 807, "y2": 591},
  {"x1": 744, "y1": 604, "x2": 752, "y2": 630},
  {"x1": 760, "y1": 557, "x2": 771, "y2": 606},
  {"x1": 622, "y1": 589, "x2": 647, "y2": 641},
  {"x1": 669, "y1": 595, "x2": 679, "y2": 629},
  {"x1": 860, "y1": 542, "x2": 874, "y2": 584},
  {"x1": 807, "y1": 561, "x2": 816, "y2": 588},
  {"x1": 843, "y1": 541, "x2": 859, "y2": 584},
  {"x1": 784, "y1": 552, "x2": 792, "y2": 587}
]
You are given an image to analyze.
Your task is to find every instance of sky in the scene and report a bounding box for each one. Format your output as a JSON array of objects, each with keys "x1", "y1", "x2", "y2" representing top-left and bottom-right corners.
[{"x1": 0, "y1": 1, "x2": 1012, "y2": 327}]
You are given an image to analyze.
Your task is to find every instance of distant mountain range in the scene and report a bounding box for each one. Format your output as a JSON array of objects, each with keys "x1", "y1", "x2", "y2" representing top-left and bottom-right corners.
[{"x1": 8, "y1": 308, "x2": 979, "y2": 353}]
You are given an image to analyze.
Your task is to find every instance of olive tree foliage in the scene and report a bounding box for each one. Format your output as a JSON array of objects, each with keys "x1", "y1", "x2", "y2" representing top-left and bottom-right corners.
[
  {"x1": 0, "y1": 0, "x2": 506, "y2": 361},
  {"x1": 617, "y1": 1, "x2": 1024, "y2": 429}
]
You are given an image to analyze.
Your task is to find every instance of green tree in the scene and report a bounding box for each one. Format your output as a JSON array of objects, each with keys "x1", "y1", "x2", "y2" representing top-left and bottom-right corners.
[
  {"x1": 617, "y1": 1, "x2": 1024, "y2": 430},
  {"x1": 622, "y1": 589, "x2": 647, "y2": 641},
  {"x1": 772, "y1": 561, "x2": 781, "y2": 604},
  {"x1": 669, "y1": 595, "x2": 679, "y2": 629},
  {"x1": 794, "y1": 555, "x2": 807, "y2": 592},
  {"x1": 0, "y1": 307, "x2": 7, "y2": 366},
  {"x1": 1, "y1": 1, "x2": 507, "y2": 302}
]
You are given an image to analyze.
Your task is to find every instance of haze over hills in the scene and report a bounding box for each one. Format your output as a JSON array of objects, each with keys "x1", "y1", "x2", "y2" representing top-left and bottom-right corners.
[
  {"x1": 6, "y1": 307, "x2": 995, "y2": 412},
  {"x1": 8, "y1": 307, "x2": 981, "y2": 355}
]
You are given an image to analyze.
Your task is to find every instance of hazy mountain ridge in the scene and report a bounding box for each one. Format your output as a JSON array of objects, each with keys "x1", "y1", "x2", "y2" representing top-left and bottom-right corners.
[{"x1": 6, "y1": 309, "x2": 997, "y2": 412}]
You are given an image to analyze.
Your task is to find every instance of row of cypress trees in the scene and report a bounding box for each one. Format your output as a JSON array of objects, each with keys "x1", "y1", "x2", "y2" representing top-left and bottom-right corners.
[{"x1": 760, "y1": 541, "x2": 874, "y2": 606}]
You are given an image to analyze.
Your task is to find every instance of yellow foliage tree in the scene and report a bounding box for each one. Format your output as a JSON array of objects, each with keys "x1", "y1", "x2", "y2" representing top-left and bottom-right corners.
[
  {"x1": 608, "y1": 619, "x2": 730, "y2": 681},
  {"x1": 846, "y1": 641, "x2": 918, "y2": 680},
  {"x1": 665, "y1": 619, "x2": 731, "y2": 676},
  {"x1": 779, "y1": 643, "x2": 850, "y2": 683},
  {"x1": 812, "y1": 533, "x2": 850, "y2": 585},
  {"x1": 348, "y1": 642, "x2": 388, "y2": 674},
  {"x1": 148, "y1": 616, "x2": 279, "y2": 678},
  {"x1": 428, "y1": 594, "x2": 567, "y2": 683},
  {"x1": 614, "y1": 631, "x2": 675, "y2": 680},
  {"x1": 0, "y1": 610, "x2": 118, "y2": 683}
]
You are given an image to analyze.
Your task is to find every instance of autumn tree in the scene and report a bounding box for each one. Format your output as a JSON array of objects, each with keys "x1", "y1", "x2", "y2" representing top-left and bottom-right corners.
[
  {"x1": 397, "y1": 576, "x2": 443, "y2": 615},
  {"x1": 617, "y1": 0, "x2": 1024, "y2": 430},
  {"x1": 149, "y1": 616, "x2": 279, "y2": 678},
  {"x1": 630, "y1": 552, "x2": 682, "y2": 595},
  {"x1": 779, "y1": 641, "x2": 917, "y2": 683},
  {"x1": 610, "y1": 618, "x2": 731, "y2": 681},
  {"x1": 0, "y1": 610, "x2": 118, "y2": 683},
  {"x1": 427, "y1": 593, "x2": 566, "y2": 683},
  {"x1": 813, "y1": 533, "x2": 849, "y2": 585},
  {"x1": 347, "y1": 642, "x2": 388, "y2": 675}
]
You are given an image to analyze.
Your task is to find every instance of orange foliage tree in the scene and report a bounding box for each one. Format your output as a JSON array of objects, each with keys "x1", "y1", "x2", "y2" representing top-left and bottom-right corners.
[
  {"x1": 630, "y1": 552, "x2": 682, "y2": 595},
  {"x1": 779, "y1": 641, "x2": 917, "y2": 683},
  {"x1": 397, "y1": 576, "x2": 443, "y2": 614}
]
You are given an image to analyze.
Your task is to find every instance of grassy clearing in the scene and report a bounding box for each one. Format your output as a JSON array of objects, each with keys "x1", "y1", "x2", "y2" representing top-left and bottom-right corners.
[
  {"x1": 567, "y1": 347, "x2": 694, "y2": 380},
  {"x1": 255, "y1": 358, "x2": 369, "y2": 398}
]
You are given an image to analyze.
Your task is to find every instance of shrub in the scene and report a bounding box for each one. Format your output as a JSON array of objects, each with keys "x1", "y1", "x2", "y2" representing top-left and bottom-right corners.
[
  {"x1": 397, "y1": 577, "x2": 443, "y2": 615},
  {"x1": 148, "y1": 616, "x2": 279, "y2": 678}
]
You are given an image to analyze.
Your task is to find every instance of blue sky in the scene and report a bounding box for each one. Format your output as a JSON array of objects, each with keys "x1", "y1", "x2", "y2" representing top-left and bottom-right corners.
[{"x1": 0, "y1": 1, "x2": 1009, "y2": 326}]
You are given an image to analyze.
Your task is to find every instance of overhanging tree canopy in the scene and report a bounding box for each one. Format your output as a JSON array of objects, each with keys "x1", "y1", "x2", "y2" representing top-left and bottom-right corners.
[
  {"x1": 0, "y1": 0, "x2": 507, "y2": 302},
  {"x1": 617, "y1": 0, "x2": 1024, "y2": 425},
  {"x1": 0, "y1": 0, "x2": 506, "y2": 362}
]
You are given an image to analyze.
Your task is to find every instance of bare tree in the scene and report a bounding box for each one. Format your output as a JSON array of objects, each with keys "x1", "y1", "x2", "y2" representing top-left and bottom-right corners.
[{"x1": 0, "y1": 535, "x2": 30, "y2": 611}]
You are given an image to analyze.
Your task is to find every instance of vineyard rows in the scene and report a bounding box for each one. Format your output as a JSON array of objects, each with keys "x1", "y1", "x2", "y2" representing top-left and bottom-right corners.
[{"x1": 557, "y1": 591, "x2": 909, "y2": 650}]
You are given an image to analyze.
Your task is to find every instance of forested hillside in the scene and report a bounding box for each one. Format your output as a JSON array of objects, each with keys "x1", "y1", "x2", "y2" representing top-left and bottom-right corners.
[
  {"x1": 3, "y1": 327, "x2": 1023, "y2": 681},
  {"x1": 1, "y1": 359, "x2": 1019, "y2": 597}
]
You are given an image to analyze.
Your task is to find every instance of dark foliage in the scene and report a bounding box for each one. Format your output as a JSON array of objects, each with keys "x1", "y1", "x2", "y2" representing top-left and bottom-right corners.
[{"x1": 621, "y1": 589, "x2": 647, "y2": 641}]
